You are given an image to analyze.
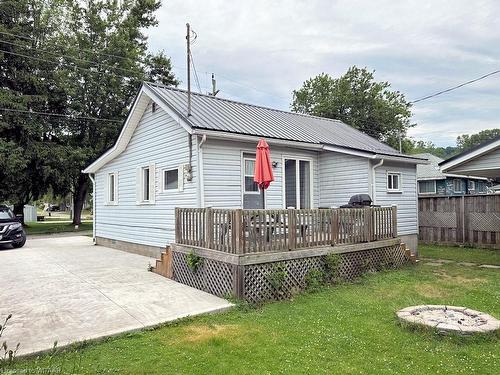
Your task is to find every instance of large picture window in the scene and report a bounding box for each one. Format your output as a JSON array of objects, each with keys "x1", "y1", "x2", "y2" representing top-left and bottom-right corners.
[{"x1": 418, "y1": 180, "x2": 436, "y2": 194}]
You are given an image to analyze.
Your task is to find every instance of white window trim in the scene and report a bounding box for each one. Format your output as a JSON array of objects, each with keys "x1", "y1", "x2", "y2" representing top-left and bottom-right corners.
[
  {"x1": 468, "y1": 180, "x2": 475, "y2": 191},
  {"x1": 281, "y1": 155, "x2": 314, "y2": 209},
  {"x1": 418, "y1": 180, "x2": 436, "y2": 195},
  {"x1": 106, "y1": 172, "x2": 118, "y2": 205},
  {"x1": 240, "y1": 151, "x2": 267, "y2": 209},
  {"x1": 162, "y1": 166, "x2": 184, "y2": 192},
  {"x1": 387, "y1": 171, "x2": 402, "y2": 193},
  {"x1": 136, "y1": 164, "x2": 156, "y2": 205},
  {"x1": 453, "y1": 178, "x2": 463, "y2": 193}
]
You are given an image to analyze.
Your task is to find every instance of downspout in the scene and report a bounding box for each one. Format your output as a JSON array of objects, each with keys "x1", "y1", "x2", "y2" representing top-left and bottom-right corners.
[
  {"x1": 197, "y1": 134, "x2": 207, "y2": 207},
  {"x1": 371, "y1": 159, "x2": 384, "y2": 204},
  {"x1": 88, "y1": 173, "x2": 97, "y2": 245}
]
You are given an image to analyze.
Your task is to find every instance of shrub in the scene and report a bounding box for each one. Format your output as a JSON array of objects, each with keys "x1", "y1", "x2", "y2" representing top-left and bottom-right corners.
[
  {"x1": 266, "y1": 263, "x2": 288, "y2": 298},
  {"x1": 305, "y1": 269, "x2": 325, "y2": 292},
  {"x1": 186, "y1": 251, "x2": 204, "y2": 273},
  {"x1": 324, "y1": 253, "x2": 342, "y2": 283}
]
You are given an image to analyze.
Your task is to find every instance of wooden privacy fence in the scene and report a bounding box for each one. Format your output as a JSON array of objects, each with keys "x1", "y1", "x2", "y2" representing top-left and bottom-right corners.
[
  {"x1": 175, "y1": 206, "x2": 397, "y2": 254},
  {"x1": 419, "y1": 195, "x2": 500, "y2": 249}
]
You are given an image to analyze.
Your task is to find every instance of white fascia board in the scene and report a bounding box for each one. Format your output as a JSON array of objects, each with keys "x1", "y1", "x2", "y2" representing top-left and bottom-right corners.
[
  {"x1": 374, "y1": 154, "x2": 429, "y2": 164},
  {"x1": 323, "y1": 145, "x2": 375, "y2": 159},
  {"x1": 141, "y1": 84, "x2": 193, "y2": 135},
  {"x1": 417, "y1": 176, "x2": 446, "y2": 181},
  {"x1": 191, "y1": 129, "x2": 324, "y2": 150},
  {"x1": 440, "y1": 139, "x2": 500, "y2": 171},
  {"x1": 443, "y1": 173, "x2": 489, "y2": 181},
  {"x1": 83, "y1": 90, "x2": 150, "y2": 173}
]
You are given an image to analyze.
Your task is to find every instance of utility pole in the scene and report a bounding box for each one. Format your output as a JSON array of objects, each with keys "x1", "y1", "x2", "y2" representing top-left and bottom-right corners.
[
  {"x1": 186, "y1": 23, "x2": 191, "y2": 116},
  {"x1": 211, "y1": 73, "x2": 220, "y2": 96}
]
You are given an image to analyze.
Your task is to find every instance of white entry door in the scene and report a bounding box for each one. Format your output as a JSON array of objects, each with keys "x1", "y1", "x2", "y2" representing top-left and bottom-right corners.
[{"x1": 284, "y1": 158, "x2": 312, "y2": 209}]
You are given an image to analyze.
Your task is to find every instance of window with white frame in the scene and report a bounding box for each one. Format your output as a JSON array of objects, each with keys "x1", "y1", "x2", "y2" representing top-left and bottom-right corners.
[
  {"x1": 107, "y1": 172, "x2": 118, "y2": 204},
  {"x1": 387, "y1": 172, "x2": 401, "y2": 192},
  {"x1": 243, "y1": 158, "x2": 259, "y2": 193},
  {"x1": 468, "y1": 180, "x2": 475, "y2": 191},
  {"x1": 419, "y1": 180, "x2": 436, "y2": 194},
  {"x1": 162, "y1": 167, "x2": 183, "y2": 192},
  {"x1": 453, "y1": 179, "x2": 462, "y2": 193},
  {"x1": 137, "y1": 164, "x2": 155, "y2": 204}
]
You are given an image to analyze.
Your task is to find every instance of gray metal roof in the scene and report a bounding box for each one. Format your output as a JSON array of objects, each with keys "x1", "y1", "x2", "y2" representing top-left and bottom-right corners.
[
  {"x1": 414, "y1": 153, "x2": 446, "y2": 180},
  {"x1": 145, "y1": 82, "x2": 409, "y2": 158}
]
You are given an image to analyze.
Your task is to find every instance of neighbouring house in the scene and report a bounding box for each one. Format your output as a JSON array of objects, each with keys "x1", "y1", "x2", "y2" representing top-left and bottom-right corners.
[
  {"x1": 440, "y1": 135, "x2": 500, "y2": 179},
  {"x1": 414, "y1": 153, "x2": 489, "y2": 196},
  {"x1": 83, "y1": 82, "x2": 425, "y2": 257}
]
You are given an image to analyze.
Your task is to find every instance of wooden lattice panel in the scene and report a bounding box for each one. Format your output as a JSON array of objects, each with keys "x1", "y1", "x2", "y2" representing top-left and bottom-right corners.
[
  {"x1": 172, "y1": 251, "x2": 234, "y2": 298},
  {"x1": 419, "y1": 211, "x2": 457, "y2": 228},
  {"x1": 469, "y1": 212, "x2": 500, "y2": 232},
  {"x1": 243, "y1": 244, "x2": 409, "y2": 304}
]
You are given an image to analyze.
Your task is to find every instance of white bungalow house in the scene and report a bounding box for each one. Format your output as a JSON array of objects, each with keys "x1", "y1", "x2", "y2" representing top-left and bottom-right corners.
[{"x1": 84, "y1": 82, "x2": 425, "y2": 257}]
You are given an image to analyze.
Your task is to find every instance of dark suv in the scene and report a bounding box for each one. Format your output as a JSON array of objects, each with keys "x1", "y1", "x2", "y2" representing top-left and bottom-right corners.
[{"x1": 0, "y1": 205, "x2": 26, "y2": 248}]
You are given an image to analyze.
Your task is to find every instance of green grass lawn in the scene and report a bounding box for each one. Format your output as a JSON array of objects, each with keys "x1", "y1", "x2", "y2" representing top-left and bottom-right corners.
[
  {"x1": 24, "y1": 221, "x2": 93, "y2": 235},
  {"x1": 6, "y1": 246, "x2": 499, "y2": 375},
  {"x1": 419, "y1": 244, "x2": 500, "y2": 265}
]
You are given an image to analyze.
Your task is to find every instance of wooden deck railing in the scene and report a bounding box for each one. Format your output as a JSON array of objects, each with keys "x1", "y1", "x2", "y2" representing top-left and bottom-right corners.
[{"x1": 175, "y1": 206, "x2": 397, "y2": 254}]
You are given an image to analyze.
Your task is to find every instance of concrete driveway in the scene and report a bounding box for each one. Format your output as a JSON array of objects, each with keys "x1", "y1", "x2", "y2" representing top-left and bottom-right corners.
[{"x1": 0, "y1": 236, "x2": 232, "y2": 356}]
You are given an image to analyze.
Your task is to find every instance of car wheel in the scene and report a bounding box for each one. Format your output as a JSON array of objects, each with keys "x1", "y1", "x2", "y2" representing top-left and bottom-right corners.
[{"x1": 12, "y1": 237, "x2": 26, "y2": 248}]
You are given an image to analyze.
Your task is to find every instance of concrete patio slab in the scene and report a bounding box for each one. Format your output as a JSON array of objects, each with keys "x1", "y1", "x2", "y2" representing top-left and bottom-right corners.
[{"x1": 0, "y1": 236, "x2": 232, "y2": 356}]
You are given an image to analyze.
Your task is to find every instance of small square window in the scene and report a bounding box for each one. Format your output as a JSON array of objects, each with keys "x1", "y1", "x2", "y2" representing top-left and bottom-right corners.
[
  {"x1": 387, "y1": 172, "x2": 401, "y2": 192},
  {"x1": 163, "y1": 168, "x2": 181, "y2": 191}
]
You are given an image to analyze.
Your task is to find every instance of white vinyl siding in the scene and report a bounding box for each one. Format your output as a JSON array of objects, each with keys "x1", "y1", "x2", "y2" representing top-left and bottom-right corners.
[
  {"x1": 95, "y1": 103, "x2": 198, "y2": 247},
  {"x1": 319, "y1": 152, "x2": 370, "y2": 207},
  {"x1": 375, "y1": 162, "x2": 418, "y2": 236},
  {"x1": 201, "y1": 139, "x2": 319, "y2": 209}
]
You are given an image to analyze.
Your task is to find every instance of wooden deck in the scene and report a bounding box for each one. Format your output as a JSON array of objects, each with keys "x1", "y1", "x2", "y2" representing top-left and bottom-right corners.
[{"x1": 175, "y1": 206, "x2": 397, "y2": 254}]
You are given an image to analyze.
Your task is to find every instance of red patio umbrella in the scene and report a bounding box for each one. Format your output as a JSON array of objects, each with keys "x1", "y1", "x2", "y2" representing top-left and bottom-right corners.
[{"x1": 254, "y1": 139, "x2": 274, "y2": 190}]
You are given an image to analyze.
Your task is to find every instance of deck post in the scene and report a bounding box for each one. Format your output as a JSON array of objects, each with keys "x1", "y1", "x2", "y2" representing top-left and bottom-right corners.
[
  {"x1": 363, "y1": 207, "x2": 370, "y2": 242},
  {"x1": 392, "y1": 205, "x2": 398, "y2": 238},
  {"x1": 175, "y1": 207, "x2": 180, "y2": 243},
  {"x1": 288, "y1": 208, "x2": 296, "y2": 250},
  {"x1": 331, "y1": 209, "x2": 338, "y2": 246},
  {"x1": 232, "y1": 209, "x2": 243, "y2": 254},
  {"x1": 206, "y1": 207, "x2": 214, "y2": 249},
  {"x1": 232, "y1": 264, "x2": 245, "y2": 299}
]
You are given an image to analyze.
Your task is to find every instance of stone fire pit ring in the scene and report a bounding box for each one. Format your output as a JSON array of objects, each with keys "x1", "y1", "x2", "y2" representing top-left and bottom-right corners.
[{"x1": 397, "y1": 305, "x2": 500, "y2": 335}]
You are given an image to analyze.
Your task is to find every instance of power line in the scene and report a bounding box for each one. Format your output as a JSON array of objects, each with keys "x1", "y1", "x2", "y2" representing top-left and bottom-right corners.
[
  {"x1": 411, "y1": 70, "x2": 500, "y2": 104},
  {"x1": 189, "y1": 51, "x2": 202, "y2": 93},
  {"x1": 0, "y1": 107, "x2": 122, "y2": 122},
  {"x1": 0, "y1": 38, "x2": 142, "y2": 76},
  {"x1": 0, "y1": 48, "x2": 135, "y2": 80}
]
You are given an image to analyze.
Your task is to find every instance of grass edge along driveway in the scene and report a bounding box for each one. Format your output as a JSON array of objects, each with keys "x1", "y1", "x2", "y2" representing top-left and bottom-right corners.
[{"x1": 5, "y1": 246, "x2": 500, "y2": 375}]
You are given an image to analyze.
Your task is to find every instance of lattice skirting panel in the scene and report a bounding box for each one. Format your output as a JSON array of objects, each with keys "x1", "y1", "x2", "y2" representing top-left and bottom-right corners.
[
  {"x1": 243, "y1": 244, "x2": 409, "y2": 303},
  {"x1": 172, "y1": 251, "x2": 234, "y2": 297},
  {"x1": 171, "y1": 244, "x2": 409, "y2": 303}
]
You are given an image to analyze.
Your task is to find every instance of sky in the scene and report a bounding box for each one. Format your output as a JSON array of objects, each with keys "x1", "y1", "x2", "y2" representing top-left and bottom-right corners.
[{"x1": 145, "y1": 0, "x2": 500, "y2": 147}]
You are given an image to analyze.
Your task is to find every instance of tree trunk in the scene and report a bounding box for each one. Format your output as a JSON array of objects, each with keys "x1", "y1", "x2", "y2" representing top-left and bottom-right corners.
[{"x1": 72, "y1": 174, "x2": 88, "y2": 225}]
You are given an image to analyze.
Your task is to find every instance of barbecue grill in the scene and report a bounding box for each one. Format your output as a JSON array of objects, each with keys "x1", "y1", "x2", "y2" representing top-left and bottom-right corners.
[{"x1": 340, "y1": 194, "x2": 379, "y2": 208}]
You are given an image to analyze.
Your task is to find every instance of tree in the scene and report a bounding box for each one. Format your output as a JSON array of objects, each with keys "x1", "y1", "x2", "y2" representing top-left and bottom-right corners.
[
  {"x1": 456, "y1": 129, "x2": 500, "y2": 151},
  {"x1": 53, "y1": 0, "x2": 179, "y2": 225},
  {"x1": 291, "y1": 67, "x2": 414, "y2": 151},
  {"x1": 0, "y1": 0, "x2": 68, "y2": 215},
  {"x1": 407, "y1": 140, "x2": 457, "y2": 159}
]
